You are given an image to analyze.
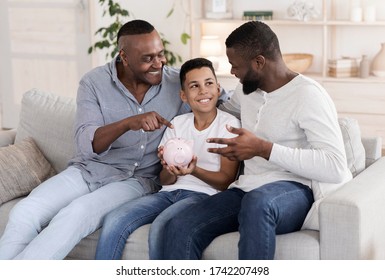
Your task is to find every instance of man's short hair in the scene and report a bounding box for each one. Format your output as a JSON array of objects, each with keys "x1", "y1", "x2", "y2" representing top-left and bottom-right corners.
[
  {"x1": 117, "y1": 20, "x2": 155, "y2": 44},
  {"x1": 225, "y1": 21, "x2": 281, "y2": 60}
]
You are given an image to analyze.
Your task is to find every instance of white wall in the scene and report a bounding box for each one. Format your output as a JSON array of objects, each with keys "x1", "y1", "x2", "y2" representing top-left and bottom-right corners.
[
  {"x1": 0, "y1": 0, "x2": 93, "y2": 128},
  {"x1": 2, "y1": 0, "x2": 385, "y2": 127},
  {"x1": 90, "y1": 0, "x2": 192, "y2": 67}
]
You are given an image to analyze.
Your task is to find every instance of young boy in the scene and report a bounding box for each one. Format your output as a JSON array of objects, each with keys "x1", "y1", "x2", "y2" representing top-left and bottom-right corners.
[{"x1": 94, "y1": 58, "x2": 240, "y2": 260}]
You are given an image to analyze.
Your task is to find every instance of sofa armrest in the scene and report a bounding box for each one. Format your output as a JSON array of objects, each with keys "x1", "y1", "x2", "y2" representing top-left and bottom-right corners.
[
  {"x1": 319, "y1": 157, "x2": 385, "y2": 259},
  {"x1": 0, "y1": 129, "x2": 17, "y2": 147},
  {"x1": 361, "y1": 136, "x2": 382, "y2": 167}
]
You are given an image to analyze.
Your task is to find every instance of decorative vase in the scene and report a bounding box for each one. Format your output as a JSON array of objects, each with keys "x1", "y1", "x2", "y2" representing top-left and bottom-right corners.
[
  {"x1": 371, "y1": 43, "x2": 385, "y2": 77},
  {"x1": 360, "y1": 55, "x2": 370, "y2": 78}
]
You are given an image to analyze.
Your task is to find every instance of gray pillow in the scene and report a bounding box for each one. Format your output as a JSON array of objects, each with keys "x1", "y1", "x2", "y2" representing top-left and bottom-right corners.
[
  {"x1": 339, "y1": 117, "x2": 366, "y2": 177},
  {"x1": 0, "y1": 137, "x2": 56, "y2": 205},
  {"x1": 15, "y1": 89, "x2": 76, "y2": 173}
]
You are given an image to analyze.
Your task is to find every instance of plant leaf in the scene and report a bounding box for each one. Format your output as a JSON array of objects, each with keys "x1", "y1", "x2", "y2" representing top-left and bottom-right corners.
[
  {"x1": 166, "y1": 7, "x2": 174, "y2": 18},
  {"x1": 111, "y1": 47, "x2": 119, "y2": 58},
  {"x1": 181, "y1": 33, "x2": 191, "y2": 44},
  {"x1": 95, "y1": 27, "x2": 106, "y2": 35},
  {"x1": 89, "y1": 0, "x2": 188, "y2": 64}
]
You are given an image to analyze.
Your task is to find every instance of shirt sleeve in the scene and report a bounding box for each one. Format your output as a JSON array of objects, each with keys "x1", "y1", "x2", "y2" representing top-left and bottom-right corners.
[
  {"x1": 218, "y1": 83, "x2": 242, "y2": 120},
  {"x1": 222, "y1": 118, "x2": 241, "y2": 138},
  {"x1": 159, "y1": 119, "x2": 177, "y2": 147},
  {"x1": 73, "y1": 79, "x2": 107, "y2": 157},
  {"x1": 269, "y1": 86, "x2": 349, "y2": 184}
]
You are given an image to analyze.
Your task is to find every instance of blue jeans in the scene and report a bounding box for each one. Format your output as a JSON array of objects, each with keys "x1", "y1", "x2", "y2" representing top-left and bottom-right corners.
[
  {"x1": 162, "y1": 181, "x2": 314, "y2": 260},
  {"x1": 0, "y1": 166, "x2": 155, "y2": 260},
  {"x1": 95, "y1": 189, "x2": 209, "y2": 260}
]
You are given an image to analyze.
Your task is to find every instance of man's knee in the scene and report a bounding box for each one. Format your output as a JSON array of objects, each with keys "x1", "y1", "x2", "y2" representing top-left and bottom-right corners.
[{"x1": 242, "y1": 188, "x2": 275, "y2": 212}]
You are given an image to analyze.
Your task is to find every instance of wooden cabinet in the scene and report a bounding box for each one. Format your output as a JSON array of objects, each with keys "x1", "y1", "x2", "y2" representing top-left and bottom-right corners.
[
  {"x1": 321, "y1": 79, "x2": 385, "y2": 153},
  {"x1": 189, "y1": 0, "x2": 385, "y2": 151}
]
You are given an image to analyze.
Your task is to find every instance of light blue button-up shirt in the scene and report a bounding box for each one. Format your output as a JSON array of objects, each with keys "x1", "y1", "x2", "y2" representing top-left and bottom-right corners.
[{"x1": 69, "y1": 58, "x2": 188, "y2": 189}]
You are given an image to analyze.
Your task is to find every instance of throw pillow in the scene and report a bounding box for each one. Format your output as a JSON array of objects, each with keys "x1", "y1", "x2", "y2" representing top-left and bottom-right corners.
[
  {"x1": 339, "y1": 117, "x2": 366, "y2": 177},
  {"x1": 0, "y1": 137, "x2": 56, "y2": 205},
  {"x1": 15, "y1": 89, "x2": 76, "y2": 173}
]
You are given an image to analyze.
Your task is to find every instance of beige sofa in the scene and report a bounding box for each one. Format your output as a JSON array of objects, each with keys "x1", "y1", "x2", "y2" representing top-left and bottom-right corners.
[{"x1": 1, "y1": 89, "x2": 385, "y2": 260}]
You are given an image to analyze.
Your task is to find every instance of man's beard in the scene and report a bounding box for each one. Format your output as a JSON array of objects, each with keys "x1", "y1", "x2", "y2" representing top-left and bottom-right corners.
[
  {"x1": 241, "y1": 69, "x2": 259, "y2": 95},
  {"x1": 242, "y1": 80, "x2": 259, "y2": 95}
]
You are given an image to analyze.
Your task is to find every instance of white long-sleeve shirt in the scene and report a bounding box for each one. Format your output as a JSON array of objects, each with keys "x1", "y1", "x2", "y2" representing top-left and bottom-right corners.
[{"x1": 221, "y1": 74, "x2": 352, "y2": 229}]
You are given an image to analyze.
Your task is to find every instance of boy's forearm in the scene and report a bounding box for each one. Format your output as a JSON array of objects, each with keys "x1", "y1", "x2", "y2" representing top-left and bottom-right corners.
[
  {"x1": 159, "y1": 168, "x2": 177, "y2": 185},
  {"x1": 191, "y1": 166, "x2": 236, "y2": 192}
]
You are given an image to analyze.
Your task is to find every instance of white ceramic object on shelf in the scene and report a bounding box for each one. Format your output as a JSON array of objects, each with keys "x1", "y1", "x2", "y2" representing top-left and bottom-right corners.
[
  {"x1": 204, "y1": 0, "x2": 233, "y2": 19},
  {"x1": 360, "y1": 55, "x2": 370, "y2": 78},
  {"x1": 364, "y1": 5, "x2": 376, "y2": 22},
  {"x1": 350, "y1": 0, "x2": 362, "y2": 22},
  {"x1": 371, "y1": 43, "x2": 385, "y2": 77},
  {"x1": 286, "y1": 1, "x2": 319, "y2": 21}
]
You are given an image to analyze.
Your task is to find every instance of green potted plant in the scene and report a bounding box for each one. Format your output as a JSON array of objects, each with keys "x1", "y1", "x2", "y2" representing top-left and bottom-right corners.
[{"x1": 88, "y1": 0, "x2": 190, "y2": 66}]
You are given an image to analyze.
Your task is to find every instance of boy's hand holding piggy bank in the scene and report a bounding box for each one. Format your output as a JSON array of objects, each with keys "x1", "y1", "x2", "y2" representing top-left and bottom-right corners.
[
  {"x1": 163, "y1": 137, "x2": 194, "y2": 167},
  {"x1": 158, "y1": 137, "x2": 196, "y2": 176}
]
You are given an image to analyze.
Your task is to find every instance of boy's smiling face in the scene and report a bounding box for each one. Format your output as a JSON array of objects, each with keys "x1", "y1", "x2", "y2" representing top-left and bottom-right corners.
[{"x1": 180, "y1": 67, "x2": 220, "y2": 114}]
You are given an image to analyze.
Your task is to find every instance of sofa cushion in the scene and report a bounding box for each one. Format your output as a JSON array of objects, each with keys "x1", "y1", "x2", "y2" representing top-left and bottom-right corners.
[
  {"x1": 96, "y1": 224, "x2": 320, "y2": 260},
  {"x1": 339, "y1": 117, "x2": 366, "y2": 177},
  {"x1": 0, "y1": 129, "x2": 16, "y2": 147},
  {"x1": 0, "y1": 197, "x2": 22, "y2": 234},
  {"x1": 0, "y1": 137, "x2": 56, "y2": 205},
  {"x1": 302, "y1": 117, "x2": 365, "y2": 230},
  {"x1": 15, "y1": 89, "x2": 76, "y2": 173},
  {"x1": 203, "y1": 230, "x2": 320, "y2": 260}
]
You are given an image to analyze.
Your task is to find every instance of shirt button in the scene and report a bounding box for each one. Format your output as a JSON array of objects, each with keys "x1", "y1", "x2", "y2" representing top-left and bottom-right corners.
[
  {"x1": 140, "y1": 145, "x2": 144, "y2": 149},
  {"x1": 134, "y1": 162, "x2": 138, "y2": 167},
  {"x1": 138, "y1": 108, "x2": 142, "y2": 112}
]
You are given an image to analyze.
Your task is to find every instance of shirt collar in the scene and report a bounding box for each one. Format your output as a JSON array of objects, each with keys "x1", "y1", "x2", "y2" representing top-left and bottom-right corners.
[{"x1": 109, "y1": 56, "x2": 120, "y2": 84}]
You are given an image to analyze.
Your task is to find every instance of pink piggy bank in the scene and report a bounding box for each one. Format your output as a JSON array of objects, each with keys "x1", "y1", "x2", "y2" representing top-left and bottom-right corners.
[{"x1": 163, "y1": 137, "x2": 194, "y2": 168}]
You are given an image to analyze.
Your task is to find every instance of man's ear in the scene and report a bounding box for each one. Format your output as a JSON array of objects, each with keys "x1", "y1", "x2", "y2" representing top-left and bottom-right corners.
[
  {"x1": 179, "y1": 90, "x2": 188, "y2": 102},
  {"x1": 119, "y1": 49, "x2": 128, "y2": 66},
  {"x1": 253, "y1": 55, "x2": 265, "y2": 70}
]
